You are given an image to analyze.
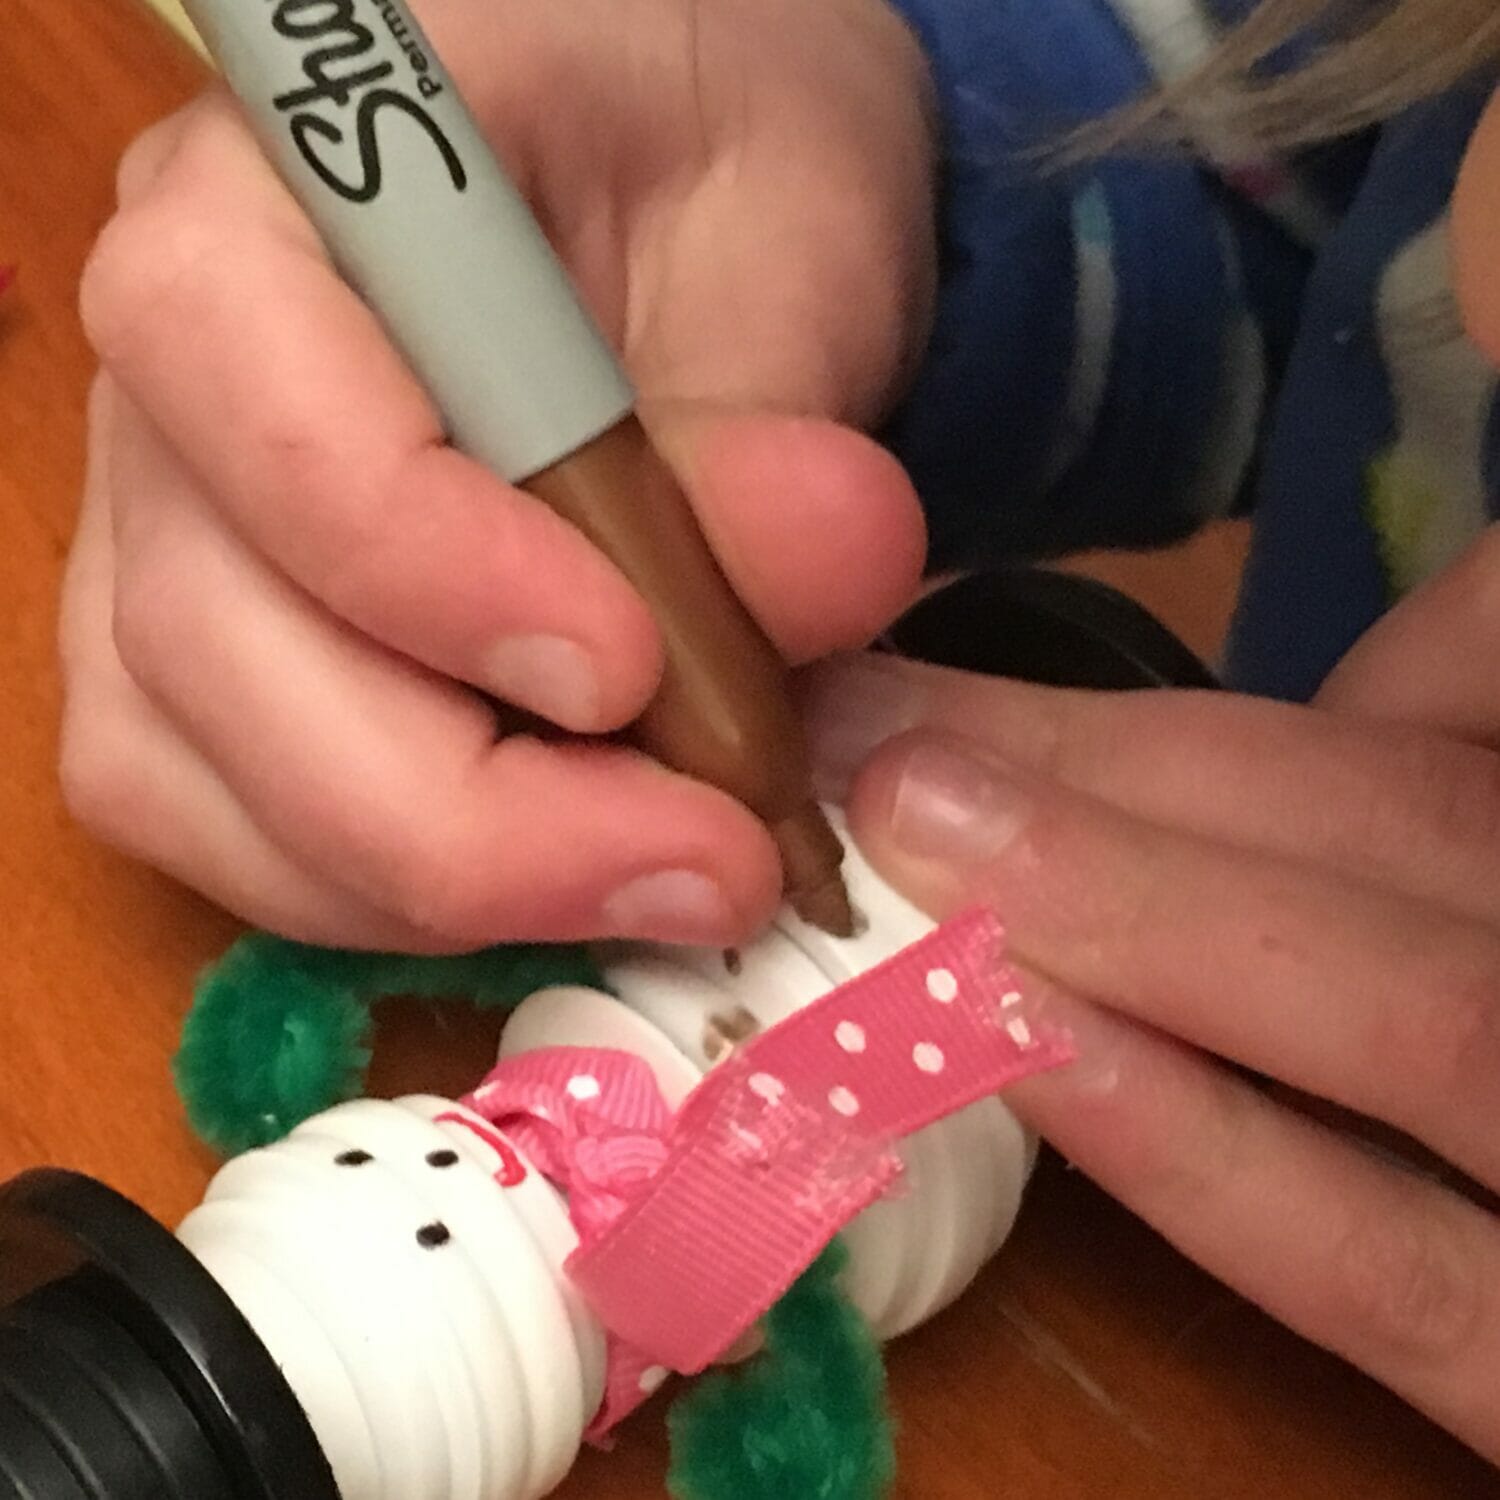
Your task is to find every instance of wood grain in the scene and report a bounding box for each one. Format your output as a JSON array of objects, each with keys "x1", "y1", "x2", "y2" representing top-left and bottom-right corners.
[{"x1": 0, "y1": 2, "x2": 1492, "y2": 1495}]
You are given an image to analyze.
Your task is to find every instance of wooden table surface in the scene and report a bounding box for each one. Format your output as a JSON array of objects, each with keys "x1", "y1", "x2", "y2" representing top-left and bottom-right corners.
[{"x1": 2, "y1": 3, "x2": 1494, "y2": 1496}]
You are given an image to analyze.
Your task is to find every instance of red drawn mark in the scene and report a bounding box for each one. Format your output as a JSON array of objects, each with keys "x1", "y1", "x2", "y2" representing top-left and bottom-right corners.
[
  {"x1": 434, "y1": 1110, "x2": 529, "y2": 1187},
  {"x1": 1223, "y1": 163, "x2": 1287, "y2": 202},
  {"x1": 0, "y1": 267, "x2": 16, "y2": 298}
]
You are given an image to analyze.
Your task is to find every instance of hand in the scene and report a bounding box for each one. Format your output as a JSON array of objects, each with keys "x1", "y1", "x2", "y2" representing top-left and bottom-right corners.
[
  {"x1": 802, "y1": 570, "x2": 1500, "y2": 1459},
  {"x1": 61, "y1": 0, "x2": 933, "y2": 950}
]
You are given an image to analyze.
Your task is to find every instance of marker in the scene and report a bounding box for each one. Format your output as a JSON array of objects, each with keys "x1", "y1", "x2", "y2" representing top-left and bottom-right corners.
[{"x1": 177, "y1": 0, "x2": 853, "y2": 935}]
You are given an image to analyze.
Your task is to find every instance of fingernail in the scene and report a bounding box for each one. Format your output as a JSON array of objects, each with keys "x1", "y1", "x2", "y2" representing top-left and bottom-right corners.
[
  {"x1": 803, "y1": 656, "x2": 926, "y2": 797},
  {"x1": 602, "y1": 869, "x2": 735, "y2": 943},
  {"x1": 889, "y1": 740, "x2": 1030, "y2": 863},
  {"x1": 481, "y1": 635, "x2": 600, "y2": 730}
]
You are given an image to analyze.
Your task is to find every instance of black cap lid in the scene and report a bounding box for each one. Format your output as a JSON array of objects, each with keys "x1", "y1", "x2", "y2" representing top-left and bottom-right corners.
[
  {"x1": 0, "y1": 1170, "x2": 339, "y2": 1500},
  {"x1": 885, "y1": 568, "x2": 1219, "y2": 691}
]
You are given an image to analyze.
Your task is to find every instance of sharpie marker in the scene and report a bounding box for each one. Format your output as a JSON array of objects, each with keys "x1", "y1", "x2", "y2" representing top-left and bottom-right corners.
[{"x1": 178, "y1": 0, "x2": 853, "y2": 935}]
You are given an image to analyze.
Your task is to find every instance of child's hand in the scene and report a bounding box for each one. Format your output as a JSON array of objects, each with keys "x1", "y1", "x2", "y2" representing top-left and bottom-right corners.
[
  {"x1": 804, "y1": 552, "x2": 1500, "y2": 1458},
  {"x1": 59, "y1": 0, "x2": 933, "y2": 950}
]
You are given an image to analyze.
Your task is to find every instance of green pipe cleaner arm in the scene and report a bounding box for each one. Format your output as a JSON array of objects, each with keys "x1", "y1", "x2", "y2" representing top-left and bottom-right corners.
[
  {"x1": 667, "y1": 1239, "x2": 896, "y2": 1500},
  {"x1": 173, "y1": 933, "x2": 605, "y2": 1156}
]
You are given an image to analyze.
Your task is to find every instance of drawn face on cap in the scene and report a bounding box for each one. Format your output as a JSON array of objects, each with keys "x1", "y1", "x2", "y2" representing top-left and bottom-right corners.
[
  {"x1": 222, "y1": 1095, "x2": 602, "y2": 1500},
  {"x1": 327, "y1": 1140, "x2": 465, "y2": 1251},
  {"x1": 290, "y1": 1097, "x2": 538, "y2": 1260}
]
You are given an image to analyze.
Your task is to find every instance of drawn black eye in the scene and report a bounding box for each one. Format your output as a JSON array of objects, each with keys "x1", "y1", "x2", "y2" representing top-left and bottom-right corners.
[
  {"x1": 416, "y1": 1221, "x2": 452, "y2": 1249},
  {"x1": 426, "y1": 1150, "x2": 459, "y2": 1169},
  {"x1": 336, "y1": 1149, "x2": 373, "y2": 1167}
]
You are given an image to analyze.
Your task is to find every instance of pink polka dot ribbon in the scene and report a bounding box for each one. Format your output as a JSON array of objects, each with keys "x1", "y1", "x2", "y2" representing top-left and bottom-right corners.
[{"x1": 462, "y1": 907, "x2": 1073, "y2": 1438}]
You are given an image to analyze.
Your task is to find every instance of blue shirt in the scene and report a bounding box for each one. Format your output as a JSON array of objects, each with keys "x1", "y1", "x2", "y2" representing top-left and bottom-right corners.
[{"x1": 878, "y1": 0, "x2": 1499, "y2": 698}]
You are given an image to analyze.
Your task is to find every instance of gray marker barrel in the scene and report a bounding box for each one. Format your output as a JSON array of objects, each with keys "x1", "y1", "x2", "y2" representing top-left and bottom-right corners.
[{"x1": 180, "y1": 0, "x2": 635, "y2": 482}]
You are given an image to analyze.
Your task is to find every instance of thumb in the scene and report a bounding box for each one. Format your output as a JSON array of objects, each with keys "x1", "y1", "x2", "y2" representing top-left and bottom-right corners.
[{"x1": 640, "y1": 400, "x2": 929, "y2": 664}]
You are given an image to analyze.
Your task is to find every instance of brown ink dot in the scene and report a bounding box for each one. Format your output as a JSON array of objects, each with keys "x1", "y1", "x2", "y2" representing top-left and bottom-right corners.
[
  {"x1": 426, "y1": 1150, "x2": 459, "y2": 1169},
  {"x1": 703, "y1": 1006, "x2": 761, "y2": 1062},
  {"x1": 335, "y1": 1149, "x2": 373, "y2": 1167},
  {"x1": 416, "y1": 1222, "x2": 452, "y2": 1249}
]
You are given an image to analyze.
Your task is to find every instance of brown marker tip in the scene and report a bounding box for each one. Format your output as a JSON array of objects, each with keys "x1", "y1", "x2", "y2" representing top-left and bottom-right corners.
[
  {"x1": 526, "y1": 416, "x2": 855, "y2": 933},
  {"x1": 773, "y1": 803, "x2": 857, "y2": 937}
]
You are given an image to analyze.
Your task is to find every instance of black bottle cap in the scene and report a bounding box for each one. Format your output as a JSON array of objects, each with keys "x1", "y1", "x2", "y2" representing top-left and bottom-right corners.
[
  {"x1": 0, "y1": 1169, "x2": 339, "y2": 1500},
  {"x1": 885, "y1": 567, "x2": 1220, "y2": 691}
]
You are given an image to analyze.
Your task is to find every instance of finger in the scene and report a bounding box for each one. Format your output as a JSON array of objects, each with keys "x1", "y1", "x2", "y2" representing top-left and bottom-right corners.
[
  {"x1": 647, "y1": 405, "x2": 927, "y2": 662},
  {"x1": 61, "y1": 380, "x2": 452, "y2": 949},
  {"x1": 107, "y1": 401, "x2": 782, "y2": 947},
  {"x1": 113, "y1": 103, "x2": 196, "y2": 208},
  {"x1": 804, "y1": 654, "x2": 1500, "y2": 921},
  {"x1": 1454, "y1": 84, "x2": 1500, "y2": 367},
  {"x1": 81, "y1": 91, "x2": 662, "y2": 735},
  {"x1": 845, "y1": 731, "x2": 1500, "y2": 1188},
  {"x1": 62, "y1": 652, "x2": 456, "y2": 951},
  {"x1": 1001, "y1": 985, "x2": 1500, "y2": 1461},
  {"x1": 1318, "y1": 526, "x2": 1500, "y2": 746}
]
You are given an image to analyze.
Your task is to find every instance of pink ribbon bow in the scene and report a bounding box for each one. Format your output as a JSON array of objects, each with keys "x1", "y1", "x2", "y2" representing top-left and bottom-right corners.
[{"x1": 461, "y1": 907, "x2": 1072, "y2": 1438}]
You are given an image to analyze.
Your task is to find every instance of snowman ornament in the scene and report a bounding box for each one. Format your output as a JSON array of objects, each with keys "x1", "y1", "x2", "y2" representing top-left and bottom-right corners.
[{"x1": 176, "y1": 813, "x2": 1056, "y2": 1500}]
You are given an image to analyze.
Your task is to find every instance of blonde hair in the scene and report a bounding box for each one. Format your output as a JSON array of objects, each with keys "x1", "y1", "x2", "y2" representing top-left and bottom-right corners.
[{"x1": 1097, "y1": 0, "x2": 1500, "y2": 152}]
